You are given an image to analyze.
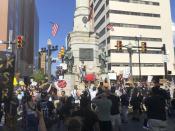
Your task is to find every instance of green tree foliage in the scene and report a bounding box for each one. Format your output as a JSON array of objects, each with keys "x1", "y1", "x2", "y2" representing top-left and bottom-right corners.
[{"x1": 32, "y1": 70, "x2": 45, "y2": 83}]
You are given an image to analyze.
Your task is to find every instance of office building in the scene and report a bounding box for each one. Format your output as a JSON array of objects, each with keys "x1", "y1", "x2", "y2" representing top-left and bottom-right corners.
[
  {"x1": 90, "y1": 0, "x2": 174, "y2": 76},
  {"x1": 0, "y1": 0, "x2": 39, "y2": 76}
]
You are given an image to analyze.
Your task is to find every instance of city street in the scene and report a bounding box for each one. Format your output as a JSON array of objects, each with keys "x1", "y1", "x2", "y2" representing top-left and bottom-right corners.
[
  {"x1": 0, "y1": 114, "x2": 175, "y2": 131},
  {"x1": 0, "y1": 0, "x2": 175, "y2": 131}
]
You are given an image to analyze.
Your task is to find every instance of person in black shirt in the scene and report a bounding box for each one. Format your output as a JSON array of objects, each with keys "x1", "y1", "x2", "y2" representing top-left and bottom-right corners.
[
  {"x1": 145, "y1": 86, "x2": 167, "y2": 131},
  {"x1": 120, "y1": 90, "x2": 129, "y2": 123},
  {"x1": 37, "y1": 91, "x2": 55, "y2": 129},
  {"x1": 107, "y1": 87, "x2": 121, "y2": 131},
  {"x1": 72, "y1": 96, "x2": 99, "y2": 131}
]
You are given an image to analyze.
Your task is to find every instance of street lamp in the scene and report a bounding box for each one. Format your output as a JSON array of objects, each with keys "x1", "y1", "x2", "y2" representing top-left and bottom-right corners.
[
  {"x1": 136, "y1": 35, "x2": 141, "y2": 82},
  {"x1": 40, "y1": 39, "x2": 58, "y2": 82},
  {"x1": 47, "y1": 38, "x2": 52, "y2": 82},
  {"x1": 127, "y1": 42, "x2": 133, "y2": 77}
]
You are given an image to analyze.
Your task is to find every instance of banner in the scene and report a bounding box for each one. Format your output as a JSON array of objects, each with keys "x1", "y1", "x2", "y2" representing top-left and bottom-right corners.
[{"x1": 0, "y1": 52, "x2": 15, "y2": 99}]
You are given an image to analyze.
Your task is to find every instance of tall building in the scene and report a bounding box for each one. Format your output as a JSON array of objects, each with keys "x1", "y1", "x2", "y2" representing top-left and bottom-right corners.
[
  {"x1": 0, "y1": 0, "x2": 39, "y2": 76},
  {"x1": 90, "y1": 0, "x2": 174, "y2": 76}
]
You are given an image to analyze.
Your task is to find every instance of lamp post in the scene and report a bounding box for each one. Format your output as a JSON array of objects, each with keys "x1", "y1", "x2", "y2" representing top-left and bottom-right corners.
[
  {"x1": 136, "y1": 35, "x2": 141, "y2": 82},
  {"x1": 47, "y1": 39, "x2": 52, "y2": 82},
  {"x1": 127, "y1": 43, "x2": 133, "y2": 77},
  {"x1": 40, "y1": 39, "x2": 58, "y2": 82}
]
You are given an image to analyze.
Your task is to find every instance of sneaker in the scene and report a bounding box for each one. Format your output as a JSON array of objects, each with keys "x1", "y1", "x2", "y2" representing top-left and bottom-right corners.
[{"x1": 0, "y1": 123, "x2": 3, "y2": 127}]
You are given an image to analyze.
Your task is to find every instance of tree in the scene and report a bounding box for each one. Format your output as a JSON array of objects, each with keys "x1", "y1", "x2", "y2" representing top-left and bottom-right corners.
[{"x1": 32, "y1": 70, "x2": 46, "y2": 83}]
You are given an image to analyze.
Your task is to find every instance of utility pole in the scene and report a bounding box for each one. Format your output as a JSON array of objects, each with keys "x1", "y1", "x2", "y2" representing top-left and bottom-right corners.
[{"x1": 127, "y1": 43, "x2": 133, "y2": 77}]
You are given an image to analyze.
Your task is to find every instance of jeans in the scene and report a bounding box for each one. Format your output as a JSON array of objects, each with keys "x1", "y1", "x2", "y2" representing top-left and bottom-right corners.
[
  {"x1": 147, "y1": 119, "x2": 167, "y2": 131},
  {"x1": 111, "y1": 114, "x2": 121, "y2": 131},
  {"x1": 26, "y1": 114, "x2": 38, "y2": 131},
  {"x1": 121, "y1": 106, "x2": 128, "y2": 122}
]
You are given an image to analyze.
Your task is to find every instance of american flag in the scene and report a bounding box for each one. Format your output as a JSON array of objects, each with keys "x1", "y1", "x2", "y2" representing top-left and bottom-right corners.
[
  {"x1": 51, "y1": 22, "x2": 59, "y2": 37},
  {"x1": 106, "y1": 24, "x2": 114, "y2": 31}
]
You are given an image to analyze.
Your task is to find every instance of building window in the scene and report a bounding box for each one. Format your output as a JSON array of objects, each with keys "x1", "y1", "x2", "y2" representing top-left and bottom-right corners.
[
  {"x1": 107, "y1": 37, "x2": 110, "y2": 44},
  {"x1": 109, "y1": 10, "x2": 160, "y2": 18},
  {"x1": 109, "y1": 36, "x2": 162, "y2": 42},
  {"x1": 110, "y1": 0, "x2": 159, "y2": 6},
  {"x1": 94, "y1": 5, "x2": 105, "y2": 21},
  {"x1": 106, "y1": 0, "x2": 109, "y2": 6},
  {"x1": 106, "y1": 11, "x2": 109, "y2": 18},
  {"x1": 110, "y1": 63, "x2": 164, "y2": 67},
  {"x1": 110, "y1": 49, "x2": 162, "y2": 54},
  {"x1": 99, "y1": 40, "x2": 106, "y2": 49},
  {"x1": 94, "y1": 16, "x2": 105, "y2": 31},
  {"x1": 99, "y1": 28, "x2": 106, "y2": 37},
  {"x1": 109, "y1": 23, "x2": 161, "y2": 30},
  {"x1": 94, "y1": 0, "x2": 103, "y2": 11}
]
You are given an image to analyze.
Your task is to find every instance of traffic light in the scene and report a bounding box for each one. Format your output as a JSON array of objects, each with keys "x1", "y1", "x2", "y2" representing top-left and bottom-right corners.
[
  {"x1": 141, "y1": 42, "x2": 147, "y2": 53},
  {"x1": 115, "y1": 41, "x2": 122, "y2": 52},
  {"x1": 16, "y1": 35, "x2": 24, "y2": 48},
  {"x1": 60, "y1": 46, "x2": 65, "y2": 56}
]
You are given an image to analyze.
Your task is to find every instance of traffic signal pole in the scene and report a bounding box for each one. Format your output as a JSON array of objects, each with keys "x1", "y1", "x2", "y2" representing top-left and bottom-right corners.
[
  {"x1": 137, "y1": 38, "x2": 141, "y2": 82},
  {"x1": 163, "y1": 44, "x2": 168, "y2": 79}
]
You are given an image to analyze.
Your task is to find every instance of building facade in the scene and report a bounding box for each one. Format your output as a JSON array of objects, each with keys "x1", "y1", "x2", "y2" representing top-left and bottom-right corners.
[
  {"x1": 90, "y1": 0, "x2": 174, "y2": 76},
  {"x1": 0, "y1": 0, "x2": 39, "y2": 76}
]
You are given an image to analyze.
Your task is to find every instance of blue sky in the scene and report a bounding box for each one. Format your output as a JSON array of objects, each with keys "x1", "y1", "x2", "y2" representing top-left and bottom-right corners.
[
  {"x1": 36, "y1": 0, "x2": 175, "y2": 74},
  {"x1": 36, "y1": 0, "x2": 75, "y2": 74}
]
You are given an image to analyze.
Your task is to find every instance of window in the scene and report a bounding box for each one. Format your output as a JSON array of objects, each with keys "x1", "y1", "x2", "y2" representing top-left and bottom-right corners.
[
  {"x1": 110, "y1": 63, "x2": 164, "y2": 67},
  {"x1": 109, "y1": 36, "x2": 162, "y2": 42},
  {"x1": 94, "y1": 16, "x2": 105, "y2": 31},
  {"x1": 94, "y1": 0, "x2": 103, "y2": 11},
  {"x1": 109, "y1": 23, "x2": 161, "y2": 30},
  {"x1": 94, "y1": 5, "x2": 105, "y2": 21},
  {"x1": 99, "y1": 28, "x2": 106, "y2": 37},
  {"x1": 110, "y1": 0, "x2": 159, "y2": 6},
  {"x1": 109, "y1": 10, "x2": 160, "y2": 17},
  {"x1": 106, "y1": 0, "x2": 109, "y2": 6}
]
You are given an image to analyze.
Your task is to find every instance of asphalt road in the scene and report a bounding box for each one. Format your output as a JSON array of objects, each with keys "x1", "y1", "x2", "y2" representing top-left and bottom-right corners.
[{"x1": 0, "y1": 114, "x2": 175, "y2": 131}]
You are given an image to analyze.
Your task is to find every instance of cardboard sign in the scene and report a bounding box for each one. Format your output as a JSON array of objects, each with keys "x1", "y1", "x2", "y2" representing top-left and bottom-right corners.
[{"x1": 108, "y1": 73, "x2": 117, "y2": 80}]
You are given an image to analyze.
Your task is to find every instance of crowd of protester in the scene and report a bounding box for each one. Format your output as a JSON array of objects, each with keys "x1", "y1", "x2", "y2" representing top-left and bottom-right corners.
[{"x1": 0, "y1": 77, "x2": 175, "y2": 131}]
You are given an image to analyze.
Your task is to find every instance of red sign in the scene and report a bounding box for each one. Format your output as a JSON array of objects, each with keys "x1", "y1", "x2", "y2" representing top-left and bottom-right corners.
[{"x1": 57, "y1": 80, "x2": 67, "y2": 88}]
